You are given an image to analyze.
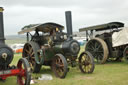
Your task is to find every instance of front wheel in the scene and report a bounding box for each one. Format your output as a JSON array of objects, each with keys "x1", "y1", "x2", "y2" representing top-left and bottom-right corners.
[
  {"x1": 17, "y1": 58, "x2": 31, "y2": 85},
  {"x1": 51, "y1": 54, "x2": 68, "y2": 78},
  {"x1": 79, "y1": 51, "x2": 95, "y2": 73}
]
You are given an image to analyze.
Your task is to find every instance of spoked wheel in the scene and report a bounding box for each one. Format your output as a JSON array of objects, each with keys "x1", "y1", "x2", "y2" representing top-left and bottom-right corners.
[
  {"x1": 85, "y1": 38, "x2": 109, "y2": 64},
  {"x1": 52, "y1": 54, "x2": 68, "y2": 78},
  {"x1": 123, "y1": 46, "x2": 128, "y2": 62},
  {"x1": 22, "y1": 41, "x2": 41, "y2": 73},
  {"x1": 79, "y1": 51, "x2": 95, "y2": 73},
  {"x1": 17, "y1": 58, "x2": 31, "y2": 85}
]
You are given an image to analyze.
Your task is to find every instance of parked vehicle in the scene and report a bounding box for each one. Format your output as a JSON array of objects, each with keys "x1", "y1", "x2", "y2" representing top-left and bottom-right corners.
[
  {"x1": 18, "y1": 11, "x2": 95, "y2": 78},
  {"x1": 0, "y1": 7, "x2": 31, "y2": 85},
  {"x1": 79, "y1": 22, "x2": 128, "y2": 64}
]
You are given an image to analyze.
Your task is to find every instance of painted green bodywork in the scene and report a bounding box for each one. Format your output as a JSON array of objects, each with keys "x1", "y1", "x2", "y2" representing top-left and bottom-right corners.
[
  {"x1": 44, "y1": 48, "x2": 55, "y2": 61},
  {"x1": 39, "y1": 44, "x2": 63, "y2": 64}
]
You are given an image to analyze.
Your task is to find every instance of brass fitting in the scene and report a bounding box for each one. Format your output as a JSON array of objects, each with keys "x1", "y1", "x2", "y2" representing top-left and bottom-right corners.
[
  {"x1": 0, "y1": 7, "x2": 4, "y2": 12},
  {"x1": 2, "y1": 53, "x2": 7, "y2": 60}
]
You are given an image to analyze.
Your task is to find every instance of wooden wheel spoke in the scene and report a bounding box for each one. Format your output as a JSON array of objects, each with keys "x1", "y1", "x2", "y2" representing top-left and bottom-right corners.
[
  {"x1": 57, "y1": 69, "x2": 64, "y2": 76},
  {"x1": 95, "y1": 42, "x2": 99, "y2": 49},
  {"x1": 31, "y1": 59, "x2": 35, "y2": 63},
  {"x1": 29, "y1": 47, "x2": 33, "y2": 54},
  {"x1": 22, "y1": 42, "x2": 41, "y2": 73},
  {"x1": 25, "y1": 49, "x2": 29, "y2": 54},
  {"x1": 27, "y1": 45, "x2": 31, "y2": 50},
  {"x1": 98, "y1": 53, "x2": 103, "y2": 60},
  {"x1": 59, "y1": 68, "x2": 64, "y2": 73},
  {"x1": 89, "y1": 41, "x2": 94, "y2": 47},
  {"x1": 83, "y1": 63, "x2": 91, "y2": 72},
  {"x1": 88, "y1": 64, "x2": 92, "y2": 69},
  {"x1": 82, "y1": 56, "x2": 86, "y2": 60},
  {"x1": 85, "y1": 55, "x2": 90, "y2": 61},
  {"x1": 56, "y1": 63, "x2": 64, "y2": 67},
  {"x1": 87, "y1": 47, "x2": 93, "y2": 51},
  {"x1": 85, "y1": 66, "x2": 88, "y2": 72},
  {"x1": 79, "y1": 52, "x2": 94, "y2": 73},
  {"x1": 30, "y1": 52, "x2": 34, "y2": 57},
  {"x1": 87, "y1": 66, "x2": 91, "y2": 72},
  {"x1": 52, "y1": 54, "x2": 68, "y2": 78},
  {"x1": 97, "y1": 44, "x2": 101, "y2": 49},
  {"x1": 55, "y1": 59, "x2": 59, "y2": 64},
  {"x1": 90, "y1": 45, "x2": 95, "y2": 50},
  {"x1": 31, "y1": 57, "x2": 35, "y2": 60}
]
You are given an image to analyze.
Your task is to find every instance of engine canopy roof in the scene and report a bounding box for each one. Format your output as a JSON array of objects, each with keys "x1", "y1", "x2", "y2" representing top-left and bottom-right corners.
[
  {"x1": 18, "y1": 22, "x2": 64, "y2": 34},
  {"x1": 79, "y1": 22, "x2": 124, "y2": 32}
]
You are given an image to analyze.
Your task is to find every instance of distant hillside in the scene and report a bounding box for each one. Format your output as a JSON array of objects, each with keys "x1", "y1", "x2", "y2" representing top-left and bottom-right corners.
[
  {"x1": 5, "y1": 35, "x2": 26, "y2": 40},
  {"x1": 5, "y1": 35, "x2": 26, "y2": 45}
]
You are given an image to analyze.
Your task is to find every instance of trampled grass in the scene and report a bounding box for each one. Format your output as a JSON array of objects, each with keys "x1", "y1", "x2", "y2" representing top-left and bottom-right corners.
[{"x1": 0, "y1": 47, "x2": 128, "y2": 85}]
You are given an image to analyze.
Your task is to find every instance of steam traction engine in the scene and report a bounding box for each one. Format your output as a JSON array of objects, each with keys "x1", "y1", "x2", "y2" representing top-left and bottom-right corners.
[
  {"x1": 18, "y1": 11, "x2": 95, "y2": 78},
  {"x1": 79, "y1": 22, "x2": 128, "y2": 64},
  {"x1": 0, "y1": 7, "x2": 31, "y2": 85}
]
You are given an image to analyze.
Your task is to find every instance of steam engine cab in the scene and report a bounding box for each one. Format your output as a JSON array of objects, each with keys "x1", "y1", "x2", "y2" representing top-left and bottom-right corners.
[{"x1": 19, "y1": 22, "x2": 80, "y2": 60}]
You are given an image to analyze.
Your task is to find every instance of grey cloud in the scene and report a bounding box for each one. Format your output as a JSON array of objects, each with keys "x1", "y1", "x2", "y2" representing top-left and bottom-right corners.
[
  {"x1": 0, "y1": 0, "x2": 126, "y2": 8},
  {"x1": 0, "y1": 0, "x2": 128, "y2": 35},
  {"x1": 1, "y1": 0, "x2": 83, "y2": 7}
]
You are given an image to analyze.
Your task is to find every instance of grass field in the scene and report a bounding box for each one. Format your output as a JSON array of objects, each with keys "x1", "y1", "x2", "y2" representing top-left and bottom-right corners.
[{"x1": 0, "y1": 47, "x2": 128, "y2": 85}]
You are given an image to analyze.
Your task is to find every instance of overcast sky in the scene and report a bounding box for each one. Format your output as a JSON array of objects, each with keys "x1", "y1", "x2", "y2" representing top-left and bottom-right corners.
[{"x1": 0, "y1": 0, "x2": 128, "y2": 35}]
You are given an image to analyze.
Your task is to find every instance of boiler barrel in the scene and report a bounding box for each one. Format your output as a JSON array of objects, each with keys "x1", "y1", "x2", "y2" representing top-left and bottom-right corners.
[{"x1": 53, "y1": 40, "x2": 80, "y2": 56}]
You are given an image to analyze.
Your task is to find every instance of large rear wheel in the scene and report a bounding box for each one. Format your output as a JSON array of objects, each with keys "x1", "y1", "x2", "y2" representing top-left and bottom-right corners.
[
  {"x1": 85, "y1": 38, "x2": 109, "y2": 64},
  {"x1": 22, "y1": 41, "x2": 41, "y2": 73}
]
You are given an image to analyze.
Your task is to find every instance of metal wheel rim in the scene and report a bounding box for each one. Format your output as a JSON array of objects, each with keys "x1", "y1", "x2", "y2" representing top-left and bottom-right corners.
[
  {"x1": 85, "y1": 38, "x2": 109, "y2": 64},
  {"x1": 52, "y1": 54, "x2": 68, "y2": 78},
  {"x1": 55, "y1": 57, "x2": 64, "y2": 77},
  {"x1": 17, "y1": 58, "x2": 31, "y2": 85},
  {"x1": 79, "y1": 52, "x2": 94, "y2": 73},
  {"x1": 23, "y1": 43, "x2": 36, "y2": 71}
]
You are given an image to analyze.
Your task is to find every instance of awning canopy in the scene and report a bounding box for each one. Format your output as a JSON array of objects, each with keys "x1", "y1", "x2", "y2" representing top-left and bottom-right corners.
[
  {"x1": 18, "y1": 22, "x2": 64, "y2": 34},
  {"x1": 79, "y1": 22, "x2": 124, "y2": 32}
]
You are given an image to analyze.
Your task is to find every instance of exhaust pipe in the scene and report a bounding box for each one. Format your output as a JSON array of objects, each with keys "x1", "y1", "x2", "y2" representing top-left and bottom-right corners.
[
  {"x1": 65, "y1": 11, "x2": 73, "y2": 39},
  {"x1": 0, "y1": 7, "x2": 5, "y2": 43}
]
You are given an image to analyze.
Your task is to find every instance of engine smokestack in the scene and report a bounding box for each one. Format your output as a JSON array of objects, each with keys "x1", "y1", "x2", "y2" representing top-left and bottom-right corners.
[
  {"x1": 0, "y1": 7, "x2": 5, "y2": 43},
  {"x1": 65, "y1": 11, "x2": 73, "y2": 39}
]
